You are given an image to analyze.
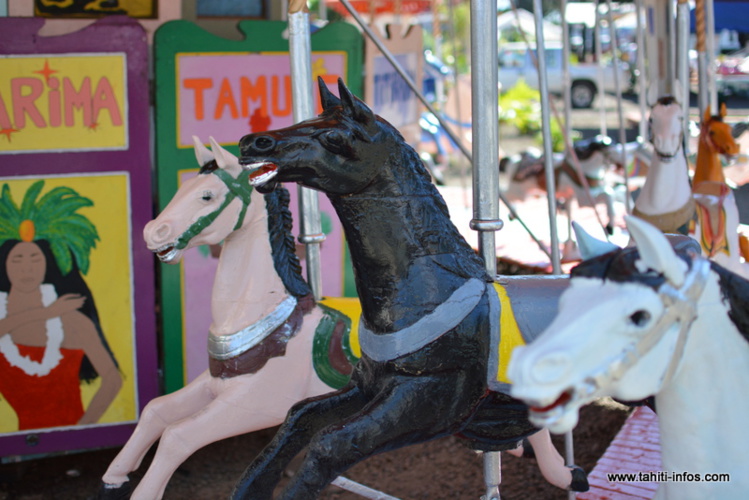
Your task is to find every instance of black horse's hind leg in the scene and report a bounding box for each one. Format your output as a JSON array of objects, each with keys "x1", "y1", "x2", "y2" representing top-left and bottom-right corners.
[
  {"x1": 276, "y1": 375, "x2": 484, "y2": 500},
  {"x1": 232, "y1": 385, "x2": 365, "y2": 500}
]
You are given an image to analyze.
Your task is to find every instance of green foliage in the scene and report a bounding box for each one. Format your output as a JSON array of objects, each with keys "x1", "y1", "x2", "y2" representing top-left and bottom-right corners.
[
  {"x1": 0, "y1": 180, "x2": 99, "y2": 275},
  {"x1": 499, "y1": 80, "x2": 580, "y2": 152},
  {"x1": 499, "y1": 79, "x2": 541, "y2": 135}
]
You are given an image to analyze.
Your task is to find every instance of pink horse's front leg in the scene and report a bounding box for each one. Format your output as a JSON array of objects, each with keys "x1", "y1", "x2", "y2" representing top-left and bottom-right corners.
[{"x1": 100, "y1": 371, "x2": 218, "y2": 491}]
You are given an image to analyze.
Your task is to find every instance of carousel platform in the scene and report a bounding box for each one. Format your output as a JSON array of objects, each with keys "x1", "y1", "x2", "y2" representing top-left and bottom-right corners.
[{"x1": 578, "y1": 407, "x2": 661, "y2": 500}]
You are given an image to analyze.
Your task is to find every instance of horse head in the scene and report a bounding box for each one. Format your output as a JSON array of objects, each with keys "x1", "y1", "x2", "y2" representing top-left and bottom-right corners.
[
  {"x1": 508, "y1": 217, "x2": 705, "y2": 433},
  {"x1": 649, "y1": 95, "x2": 684, "y2": 161},
  {"x1": 701, "y1": 104, "x2": 740, "y2": 159},
  {"x1": 239, "y1": 78, "x2": 427, "y2": 197},
  {"x1": 143, "y1": 137, "x2": 259, "y2": 263}
]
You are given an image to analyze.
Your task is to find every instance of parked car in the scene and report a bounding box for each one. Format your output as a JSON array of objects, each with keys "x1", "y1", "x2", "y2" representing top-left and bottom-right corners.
[{"x1": 498, "y1": 42, "x2": 630, "y2": 108}]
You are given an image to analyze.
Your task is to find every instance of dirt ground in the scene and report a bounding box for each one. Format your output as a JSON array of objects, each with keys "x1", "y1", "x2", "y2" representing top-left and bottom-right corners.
[{"x1": 0, "y1": 398, "x2": 631, "y2": 500}]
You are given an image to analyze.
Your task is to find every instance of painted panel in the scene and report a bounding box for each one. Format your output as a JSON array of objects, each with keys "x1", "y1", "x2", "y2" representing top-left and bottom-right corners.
[
  {"x1": 0, "y1": 53, "x2": 128, "y2": 154},
  {"x1": 364, "y1": 23, "x2": 423, "y2": 146},
  {"x1": 34, "y1": 0, "x2": 156, "y2": 18},
  {"x1": 154, "y1": 20, "x2": 363, "y2": 392},
  {"x1": 0, "y1": 17, "x2": 157, "y2": 457}
]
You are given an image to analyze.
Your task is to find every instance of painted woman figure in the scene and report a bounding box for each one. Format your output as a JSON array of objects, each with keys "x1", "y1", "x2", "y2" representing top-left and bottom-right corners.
[{"x1": 0, "y1": 180, "x2": 122, "y2": 431}]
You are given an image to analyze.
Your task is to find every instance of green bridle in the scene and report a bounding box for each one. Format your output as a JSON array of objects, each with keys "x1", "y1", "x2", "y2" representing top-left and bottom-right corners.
[{"x1": 174, "y1": 168, "x2": 254, "y2": 251}]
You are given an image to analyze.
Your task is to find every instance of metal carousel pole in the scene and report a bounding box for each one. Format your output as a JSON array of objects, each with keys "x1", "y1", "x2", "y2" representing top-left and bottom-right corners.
[
  {"x1": 635, "y1": 0, "x2": 648, "y2": 143},
  {"x1": 677, "y1": 0, "x2": 691, "y2": 157},
  {"x1": 469, "y1": 1, "x2": 504, "y2": 497},
  {"x1": 606, "y1": 0, "x2": 631, "y2": 214},
  {"x1": 288, "y1": 0, "x2": 325, "y2": 300},
  {"x1": 695, "y1": 0, "x2": 710, "y2": 116},
  {"x1": 532, "y1": 0, "x2": 561, "y2": 275},
  {"x1": 287, "y1": 11, "x2": 402, "y2": 498}
]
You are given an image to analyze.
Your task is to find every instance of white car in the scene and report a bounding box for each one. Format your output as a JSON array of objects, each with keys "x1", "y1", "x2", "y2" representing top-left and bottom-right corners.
[{"x1": 498, "y1": 42, "x2": 630, "y2": 108}]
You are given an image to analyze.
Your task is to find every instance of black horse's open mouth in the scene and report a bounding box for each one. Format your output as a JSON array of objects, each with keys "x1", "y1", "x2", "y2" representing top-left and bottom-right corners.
[{"x1": 241, "y1": 161, "x2": 278, "y2": 186}]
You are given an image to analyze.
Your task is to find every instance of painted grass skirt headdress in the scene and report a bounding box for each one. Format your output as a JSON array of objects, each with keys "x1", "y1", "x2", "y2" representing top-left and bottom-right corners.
[{"x1": 0, "y1": 180, "x2": 99, "y2": 275}]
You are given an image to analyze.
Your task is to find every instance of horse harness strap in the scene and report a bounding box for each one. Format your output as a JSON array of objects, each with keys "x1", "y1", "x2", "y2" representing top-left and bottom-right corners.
[
  {"x1": 632, "y1": 197, "x2": 695, "y2": 234},
  {"x1": 175, "y1": 168, "x2": 253, "y2": 250},
  {"x1": 209, "y1": 295, "x2": 298, "y2": 361},
  {"x1": 358, "y1": 278, "x2": 487, "y2": 362},
  {"x1": 588, "y1": 256, "x2": 711, "y2": 396}
]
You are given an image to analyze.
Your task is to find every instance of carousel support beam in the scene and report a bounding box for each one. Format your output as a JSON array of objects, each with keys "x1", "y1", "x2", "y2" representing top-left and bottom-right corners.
[
  {"x1": 288, "y1": 0, "x2": 324, "y2": 300},
  {"x1": 532, "y1": 0, "x2": 561, "y2": 274}
]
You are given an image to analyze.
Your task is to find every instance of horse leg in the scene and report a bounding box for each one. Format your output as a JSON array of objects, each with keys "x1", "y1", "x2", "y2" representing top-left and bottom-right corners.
[
  {"x1": 231, "y1": 385, "x2": 366, "y2": 500},
  {"x1": 276, "y1": 375, "x2": 482, "y2": 500},
  {"x1": 527, "y1": 429, "x2": 587, "y2": 491},
  {"x1": 130, "y1": 387, "x2": 294, "y2": 500},
  {"x1": 101, "y1": 371, "x2": 217, "y2": 488}
]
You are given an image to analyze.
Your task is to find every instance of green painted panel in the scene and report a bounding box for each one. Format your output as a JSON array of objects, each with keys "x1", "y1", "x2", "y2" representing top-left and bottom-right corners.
[{"x1": 154, "y1": 20, "x2": 363, "y2": 393}]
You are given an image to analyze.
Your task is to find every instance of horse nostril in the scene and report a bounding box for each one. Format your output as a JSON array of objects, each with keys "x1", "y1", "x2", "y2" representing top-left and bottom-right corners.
[{"x1": 532, "y1": 353, "x2": 572, "y2": 385}]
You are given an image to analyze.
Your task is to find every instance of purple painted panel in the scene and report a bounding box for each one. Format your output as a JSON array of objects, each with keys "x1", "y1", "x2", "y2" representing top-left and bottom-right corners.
[{"x1": 0, "y1": 17, "x2": 158, "y2": 457}]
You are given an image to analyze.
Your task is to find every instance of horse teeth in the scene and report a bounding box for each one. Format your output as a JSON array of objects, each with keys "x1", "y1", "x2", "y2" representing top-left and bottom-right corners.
[
  {"x1": 244, "y1": 162, "x2": 278, "y2": 186},
  {"x1": 153, "y1": 244, "x2": 178, "y2": 263}
]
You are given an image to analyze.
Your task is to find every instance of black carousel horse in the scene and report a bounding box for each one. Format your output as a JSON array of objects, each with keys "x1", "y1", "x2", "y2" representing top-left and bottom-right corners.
[{"x1": 233, "y1": 79, "x2": 586, "y2": 499}]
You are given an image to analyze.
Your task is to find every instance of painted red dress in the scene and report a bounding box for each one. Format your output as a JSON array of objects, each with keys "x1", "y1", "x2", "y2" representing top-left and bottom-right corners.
[
  {"x1": 0, "y1": 286, "x2": 85, "y2": 431},
  {"x1": 0, "y1": 345, "x2": 85, "y2": 430}
]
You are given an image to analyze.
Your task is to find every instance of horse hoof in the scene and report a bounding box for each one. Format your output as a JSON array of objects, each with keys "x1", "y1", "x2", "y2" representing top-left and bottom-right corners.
[
  {"x1": 567, "y1": 465, "x2": 589, "y2": 492},
  {"x1": 520, "y1": 438, "x2": 535, "y2": 458},
  {"x1": 96, "y1": 480, "x2": 132, "y2": 500}
]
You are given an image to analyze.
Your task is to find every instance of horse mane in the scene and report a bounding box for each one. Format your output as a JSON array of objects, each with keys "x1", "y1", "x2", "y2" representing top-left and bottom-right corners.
[
  {"x1": 264, "y1": 187, "x2": 312, "y2": 298},
  {"x1": 382, "y1": 122, "x2": 491, "y2": 282},
  {"x1": 711, "y1": 263, "x2": 749, "y2": 344},
  {"x1": 572, "y1": 243, "x2": 749, "y2": 345}
]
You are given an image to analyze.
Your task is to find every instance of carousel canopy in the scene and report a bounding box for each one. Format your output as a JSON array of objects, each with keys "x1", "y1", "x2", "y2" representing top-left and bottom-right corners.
[{"x1": 690, "y1": 0, "x2": 749, "y2": 33}]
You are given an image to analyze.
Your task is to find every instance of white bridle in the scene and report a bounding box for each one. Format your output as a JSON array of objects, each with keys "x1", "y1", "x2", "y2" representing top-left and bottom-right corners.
[{"x1": 546, "y1": 255, "x2": 711, "y2": 415}]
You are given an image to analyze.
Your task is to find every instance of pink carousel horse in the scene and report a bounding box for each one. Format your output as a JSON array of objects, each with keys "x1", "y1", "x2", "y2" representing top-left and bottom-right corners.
[
  {"x1": 633, "y1": 88, "x2": 748, "y2": 278},
  {"x1": 98, "y1": 137, "x2": 577, "y2": 499},
  {"x1": 509, "y1": 216, "x2": 749, "y2": 499},
  {"x1": 98, "y1": 138, "x2": 358, "y2": 499}
]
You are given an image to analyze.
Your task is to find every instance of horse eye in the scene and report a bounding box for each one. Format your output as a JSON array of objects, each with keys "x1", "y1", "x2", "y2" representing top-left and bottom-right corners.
[
  {"x1": 325, "y1": 131, "x2": 345, "y2": 145},
  {"x1": 629, "y1": 310, "x2": 651, "y2": 327},
  {"x1": 201, "y1": 191, "x2": 213, "y2": 201}
]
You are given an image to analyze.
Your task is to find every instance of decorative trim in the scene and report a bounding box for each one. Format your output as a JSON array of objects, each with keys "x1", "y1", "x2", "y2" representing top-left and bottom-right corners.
[
  {"x1": 208, "y1": 295, "x2": 297, "y2": 360},
  {"x1": 633, "y1": 197, "x2": 695, "y2": 234},
  {"x1": 0, "y1": 285, "x2": 64, "y2": 377},
  {"x1": 358, "y1": 278, "x2": 485, "y2": 362}
]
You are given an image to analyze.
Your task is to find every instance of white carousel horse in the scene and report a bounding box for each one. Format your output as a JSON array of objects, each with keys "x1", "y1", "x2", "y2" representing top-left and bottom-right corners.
[
  {"x1": 508, "y1": 216, "x2": 749, "y2": 500},
  {"x1": 633, "y1": 88, "x2": 748, "y2": 278},
  {"x1": 98, "y1": 138, "x2": 358, "y2": 500}
]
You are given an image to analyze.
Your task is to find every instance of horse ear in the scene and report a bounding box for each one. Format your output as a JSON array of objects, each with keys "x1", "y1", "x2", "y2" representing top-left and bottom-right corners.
[
  {"x1": 572, "y1": 221, "x2": 619, "y2": 260},
  {"x1": 625, "y1": 216, "x2": 687, "y2": 287},
  {"x1": 193, "y1": 136, "x2": 215, "y2": 167},
  {"x1": 647, "y1": 83, "x2": 659, "y2": 108},
  {"x1": 703, "y1": 105, "x2": 712, "y2": 123},
  {"x1": 209, "y1": 137, "x2": 241, "y2": 175},
  {"x1": 337, "y1": 77, "x2": 376, "y2": 129},
  {"x1": 720, "y1": 102, "x2": 728, "y2": 118},
  {"x1": 318, "y1": 76, "x2": 340, "y2": 110}
]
